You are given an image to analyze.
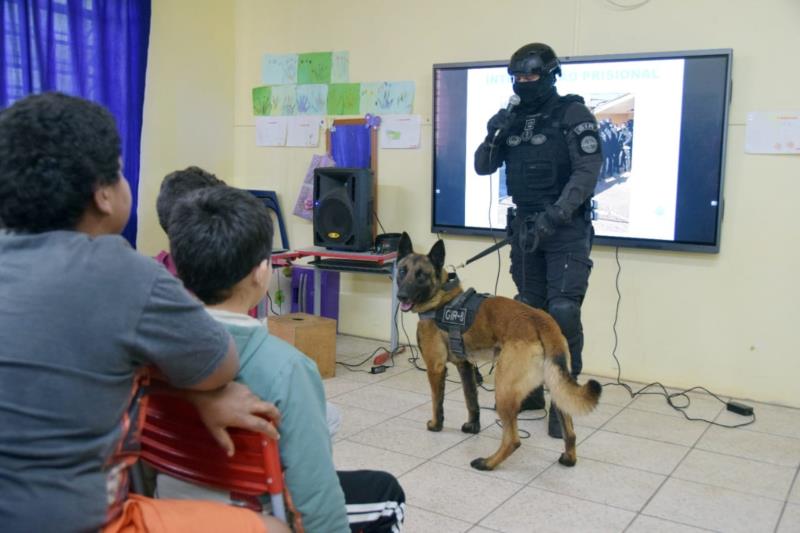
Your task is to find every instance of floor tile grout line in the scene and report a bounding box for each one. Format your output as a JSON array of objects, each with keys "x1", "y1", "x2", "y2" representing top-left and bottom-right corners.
[
  {"x1": 388, "y1": 397, "x2": 570, "y2": 528},
  {"x1": 399, "y1": 503, "x2": 474, "y2": 529},
  {"x1": 622, "y1": 412, "x2": 716, "y2": 532},
  {"x1": 582, "y1": 392, "x2": 800, "y2": 474},
  {"x1": 774, "y1": 464, "x2": 800, "y2": 533},
  {"x1": 595, "y1": 425, "x2": 707, "y2": 449},
  {"x1": 335, "y1": 436, "x2": 433, "y2": 464},
  {"x1": 530, "y1": 451, "x2": 669, "y2": 478},
  {"x1": 690, "y1": 445, "x2": 800, "y2": 469},
  {"x1": 332, "y1": 365, "x2": 791, "y2": 472},
  {"x1": 520, "y1": 482, "x2": 645, "y2": 516},
  {"x1": 667, "y1": 470, "x2": 795, "y2": 504},
  {"x1": 469, "y1": 412, "x2": 607, "y2": 527},
  {"x1": 333, "y1": 338, "x2": 800, "y2": 531},
  {"x1": 634, "y1": 512, "x2": 722, "y2": 532},
  {"x1": 466, "y1": 525, "x2": 503, "y2": 533},
  {"x1": 468, "y1": 477, "x2": 533, "y2": 529},
  {"x1": 395, "y1": 434, "x2": 533, "y2": 528},
  {"x1": 624, "y1": 403, "x2": 725, "y2": 421}
]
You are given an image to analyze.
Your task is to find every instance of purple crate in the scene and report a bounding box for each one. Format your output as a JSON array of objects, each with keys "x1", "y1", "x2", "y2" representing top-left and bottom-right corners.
[{"x1": 290, "y1": 267, "x2": 340, "y2": 323}]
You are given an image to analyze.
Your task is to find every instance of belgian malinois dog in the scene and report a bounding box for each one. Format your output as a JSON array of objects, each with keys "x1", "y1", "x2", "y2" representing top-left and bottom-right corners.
[{"x1": 396, "y1": 232, "x2": 601, "y2": 470}]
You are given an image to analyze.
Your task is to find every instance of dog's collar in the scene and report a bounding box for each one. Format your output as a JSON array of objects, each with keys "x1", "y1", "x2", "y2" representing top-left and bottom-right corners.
[
  {"x1": 442, "y1": 271, "x2": 460, "y2": 292},
  {"x1": 418, "y1": 309, "x2": 437, "y2": 320},
  {"x1": 418, "y1": 272, "x2": 461, "y2": 320}
]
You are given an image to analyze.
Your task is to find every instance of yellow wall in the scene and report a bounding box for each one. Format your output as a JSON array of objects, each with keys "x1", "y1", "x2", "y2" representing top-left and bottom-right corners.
[
  {"x1": 144, "y1": 0, "x2": 800, "y2": 407},
  {"x1": 137, "y1": 0, "x2": 236, "y2": 255}
]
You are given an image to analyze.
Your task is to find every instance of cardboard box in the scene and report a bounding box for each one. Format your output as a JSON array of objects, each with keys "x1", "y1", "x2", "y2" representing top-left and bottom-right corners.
[{"x1": 269, "y1": 313, "x2": 336, "y2": 379}]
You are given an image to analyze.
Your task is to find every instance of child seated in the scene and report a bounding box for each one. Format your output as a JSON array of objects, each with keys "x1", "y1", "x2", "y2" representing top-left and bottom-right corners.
[
  {"x1": 154, "y1": 166, "x2": 226, "y2": 274},
  {"x1": 155, "y1": 167, "x2": 341, "y2": 437},
  {"x1": 168, "y1": 186, "x2": 406, "y2": 533},
  {"x1": 0, "y1": 93, "x2": 288, "y2": 533}
]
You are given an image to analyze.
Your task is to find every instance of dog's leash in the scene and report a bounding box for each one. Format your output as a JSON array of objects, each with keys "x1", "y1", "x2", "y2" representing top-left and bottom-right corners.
[
  {"x1": 455, "y1": 219, "x2": 540, "y2": 270},
  {"x1": 454, "y1": 236, "x2": 512, "y2": 270}
]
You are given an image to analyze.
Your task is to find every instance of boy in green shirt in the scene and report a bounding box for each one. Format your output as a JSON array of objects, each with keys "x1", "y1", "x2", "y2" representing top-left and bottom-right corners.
[{"x1": 168, "y1": 185, "x2": 405, "y2": 533}]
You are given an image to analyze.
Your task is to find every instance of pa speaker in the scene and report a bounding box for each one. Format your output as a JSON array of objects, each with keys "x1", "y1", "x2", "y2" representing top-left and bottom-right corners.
[{"x1": 313, "y1": 167, "x2": 374, "y2": 251}]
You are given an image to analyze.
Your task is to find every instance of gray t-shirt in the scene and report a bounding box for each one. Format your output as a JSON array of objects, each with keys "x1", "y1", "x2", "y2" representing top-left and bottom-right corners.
[{"x1": 0, "y1": 231, "x2": 230, "y2": 532}]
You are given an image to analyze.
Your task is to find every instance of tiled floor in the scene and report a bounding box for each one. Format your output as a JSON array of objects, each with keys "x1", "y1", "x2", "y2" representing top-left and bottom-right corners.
[{"x1": 329, "y1": 335, "x2": 800, "y2": 533}]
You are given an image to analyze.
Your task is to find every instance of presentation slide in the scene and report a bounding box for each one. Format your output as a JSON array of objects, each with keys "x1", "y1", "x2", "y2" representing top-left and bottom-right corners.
[{"x1": 462, "y1": 59, "x2": 685, "y2": 241}]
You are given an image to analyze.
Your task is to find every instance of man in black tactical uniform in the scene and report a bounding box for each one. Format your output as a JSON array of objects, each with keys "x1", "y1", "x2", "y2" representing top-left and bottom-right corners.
[{"x1": 474, "y1": 43, "x2": 602, "y2": 438}]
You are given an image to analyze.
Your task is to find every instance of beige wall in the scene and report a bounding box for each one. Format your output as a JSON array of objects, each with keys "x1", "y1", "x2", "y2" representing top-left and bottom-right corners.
[
  {"x1": 137, "y1": 0, "x2": 236, "y2": 255},
  {"x1": 144, "y1": 0, "x2": 800, "y2": 406}
]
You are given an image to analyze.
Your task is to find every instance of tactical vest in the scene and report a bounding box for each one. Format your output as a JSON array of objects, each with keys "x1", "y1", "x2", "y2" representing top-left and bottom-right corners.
[
  {"x1": 418, "y1": 288, "x2": 488, "y2": 358},
  {"x1": 504, "y1": 94, "x2": 584, "y2": 212}
]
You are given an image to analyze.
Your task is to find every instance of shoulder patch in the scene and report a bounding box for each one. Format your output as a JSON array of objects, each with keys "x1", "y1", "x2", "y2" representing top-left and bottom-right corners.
[
  {"x1": 573, "y1": 121, "x2": 598, "y2": 135},
  {"x1": 578, "y1": 131, "x2": 600, "y2": 155}
]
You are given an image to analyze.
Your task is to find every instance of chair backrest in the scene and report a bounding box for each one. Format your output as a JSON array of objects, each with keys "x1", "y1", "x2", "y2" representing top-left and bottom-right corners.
[
  {"x1": 248, "y1": 190, "x2": 290, "y2": 252},
  {"x1": 140, "y1": 389, "x2": 285, "y2": 518}
]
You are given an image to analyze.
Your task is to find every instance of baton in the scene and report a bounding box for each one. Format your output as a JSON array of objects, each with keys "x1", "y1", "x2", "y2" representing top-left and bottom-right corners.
[{"x1": 461, "y1": 237, "x2": 512, "y2": 267}]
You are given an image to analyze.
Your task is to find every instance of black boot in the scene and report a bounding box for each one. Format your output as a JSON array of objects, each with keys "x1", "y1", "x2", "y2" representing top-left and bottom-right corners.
[
  {"x1": 519, "y1": 386, "x2": 545, "y2": 411},
  {"x1": 548, "y1": 402, "x2": 563, "y2": 439}
]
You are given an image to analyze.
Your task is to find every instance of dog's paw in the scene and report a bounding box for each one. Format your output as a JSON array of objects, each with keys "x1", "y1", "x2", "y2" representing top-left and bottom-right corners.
[
  {"x1": 558, "y1": 453, "x2": 576, "y2": 467},
  {"x1": 461, "y1": 421, "x2": 480, "y2": 434},
  {"x1": 426, "y1": 420, "x2": 443, "y2": 432},
  {"x1": 470, "y1": 457, "x2": 492, "y2": 471}
]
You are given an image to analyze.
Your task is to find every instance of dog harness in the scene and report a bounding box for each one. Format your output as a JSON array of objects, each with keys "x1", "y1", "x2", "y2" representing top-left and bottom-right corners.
[{"x1": 418, "y1": 280, "x2": 488, "y2": 358}]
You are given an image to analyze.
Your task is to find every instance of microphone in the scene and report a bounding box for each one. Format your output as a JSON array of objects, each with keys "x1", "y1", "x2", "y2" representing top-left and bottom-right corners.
[{"x1": 493, "y1": 94, "x2": 520, "y2": 139}]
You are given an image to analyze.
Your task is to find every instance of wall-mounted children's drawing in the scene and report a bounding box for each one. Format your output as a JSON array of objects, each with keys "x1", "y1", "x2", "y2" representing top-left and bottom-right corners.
[
  {"x1": 298, "y1": 52, "x2": 333, "y2": 84},
  {"x1": 252, "y1": 50, "x2": 414, "y2": 120},
  {"x1": 286, "y1": 116, "x2": 323, "y2": 147},
  {"x1": 360, "y1": 81, "x2": 414, "y2": 115},
  {"x1": 255, "y1": 116, "x2": 288, "y2": 146},
  {"x1": 252, "y1": 86, "x2": 272, "y2": 115},
  {"x1": 271, "y1": 85, "x2": 297, "y2": 116},
  {"x1": 262, "y1": 54, "x2": 298, "y2": 85},
  {"x1": 327, "y1": 83, "x2": 360, "y2": 115},
  {"x1": 331, "y1": 51, "x2": 349, "y2": 83},
  {"x1": 296, "y1": 84, "x2": 328, "y2": 115}
]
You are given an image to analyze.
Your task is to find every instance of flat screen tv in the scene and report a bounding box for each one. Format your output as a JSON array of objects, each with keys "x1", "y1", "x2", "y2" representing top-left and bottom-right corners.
[{"x1": 432, "y1": 49, "x2": 732, "y2": 253}]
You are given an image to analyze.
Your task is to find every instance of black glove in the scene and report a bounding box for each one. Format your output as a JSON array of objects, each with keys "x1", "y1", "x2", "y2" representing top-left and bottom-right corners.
[
  {"x1": 486, "y1": 109, "x2": 515, "y2": 143},
  {"x1": 533, "y1": 205, "x2": 569, "y2": 242}
]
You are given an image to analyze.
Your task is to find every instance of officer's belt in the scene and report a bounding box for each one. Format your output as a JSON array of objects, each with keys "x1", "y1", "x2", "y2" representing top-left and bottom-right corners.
[{"x1": 418, "y1": 287, "x2": 488, "y2": 358}]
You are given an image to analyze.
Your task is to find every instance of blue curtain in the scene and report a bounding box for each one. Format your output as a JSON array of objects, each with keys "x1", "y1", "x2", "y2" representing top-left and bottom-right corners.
[
  {"x1": 1, "y1": 0, "x2": 151, "y2": 246},
  {"x1": 330, "y1": 124, "x2": 372, "y2": 168}
]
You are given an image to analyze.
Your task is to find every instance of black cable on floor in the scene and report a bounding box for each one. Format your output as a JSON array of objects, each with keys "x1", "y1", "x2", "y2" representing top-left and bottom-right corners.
[
  {"x1": 336, "y1": 345, "x2": 393, "y2": 374},
  {"x1": 603, "y1": 246, "x2": 756, "y2": 429}
]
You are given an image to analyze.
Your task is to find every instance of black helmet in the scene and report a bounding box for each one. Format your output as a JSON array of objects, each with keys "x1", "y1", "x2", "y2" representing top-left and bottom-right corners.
[{"x1": 508, "y1": 43, "x2": 561, "y2": 78}]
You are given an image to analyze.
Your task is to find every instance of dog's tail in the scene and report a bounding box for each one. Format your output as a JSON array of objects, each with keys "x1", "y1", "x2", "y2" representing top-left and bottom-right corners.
[{"x1": 543, "y1": 353, "x2": 602, "y2": 416}]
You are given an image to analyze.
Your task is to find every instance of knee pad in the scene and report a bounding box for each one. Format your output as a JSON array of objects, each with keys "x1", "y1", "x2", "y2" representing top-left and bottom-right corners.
[{"x1": 548, "y1": 298, "x2": 581, "y2": 337}]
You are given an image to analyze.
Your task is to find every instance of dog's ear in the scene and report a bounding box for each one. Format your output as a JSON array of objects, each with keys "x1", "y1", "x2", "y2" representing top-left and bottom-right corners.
[
  {"x1": 397, "y1": 232, "x2": 413, "y2": 261},
  {"x1": 428, "y1": 240, "x2": 445, "y2": 272}
]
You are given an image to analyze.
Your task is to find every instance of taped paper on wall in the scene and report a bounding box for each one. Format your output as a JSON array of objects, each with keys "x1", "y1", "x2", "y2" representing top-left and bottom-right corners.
[
  {"x1": 331, "y1": 51, "x2": 350, "y2": 83},
  {"x1": 252, "y1": 86, "x2": 272, "y2": 115},
  {"x1": 270, "y1": 85, "x2": 297, "y2": 116},
  {"x1": 327, "y1": 83, "x2": 361, "y2": 115},
  {"x1": 255, "y1": 116, "x2": 288, "y2": 146},
  {"x1": 286, "y1": 116, "x2": 323, "y2": 147},
  {"x1": 296, "y1": 85, "x2": 328, "y2": 115},
  {"x1": 745, "y1": 111, "x2": 800, "y2": 154},
  {"x1": 360, "y1": 81, "x2": 415, "y2": 114},
  {"x1": 262, "y1": 54, "x2": 298, "y2": 85},
  {"x1": 379, "y1": 114, "x2": 421, "y2": 149},
  {"x1": 298, "y1": 52, "x2": 333, "y2": 84}
]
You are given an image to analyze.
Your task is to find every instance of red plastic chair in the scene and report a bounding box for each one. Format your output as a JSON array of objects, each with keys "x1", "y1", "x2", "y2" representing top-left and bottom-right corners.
[{"x1": 139, "y1": 388, "x2": 287, "y2": 523}]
